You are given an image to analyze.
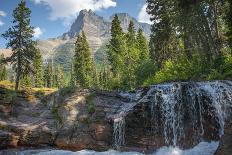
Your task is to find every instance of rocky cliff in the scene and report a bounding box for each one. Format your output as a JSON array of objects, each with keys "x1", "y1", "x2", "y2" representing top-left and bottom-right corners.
[{"x1": 0, "y1": 81, "x2": 231, "y2": 154}]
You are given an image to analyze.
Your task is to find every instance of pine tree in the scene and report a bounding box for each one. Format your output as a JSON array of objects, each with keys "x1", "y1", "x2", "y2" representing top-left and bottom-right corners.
[
  {"x1": 74, "y1": 31, "x2": 94, "y2": 88},
  {"x1": 0, "y1": 54, "x2": 7, "y2": 81},
  {"x1": 21, "y1": 62, "x2": 31, "y2": 87},
  {"x1": 1, "y1": 66, "x2": 7, "y2": 81},
  {"x1": 225, "y1": 0, "x2": 232, "y2": 48},
  {"x1": 135, "y1": 28, "x2": 154, "y2": 86},
  {"x1": 123, "y1": 20, "x2": 140, "y2": 89},
  {"x1": 69, "y1": 62, "x2": 76, "y2": 86},
  {"x1": 107, "y1": 15, "x2": 127, "y2": 88},
  {"x1": 2, "y1": 0, "x2": 36, "y2": 90},
  {"x1": 33, "y1": 49, "x2": 43, "y2": 87},
  {"x1": 44, "y1": 62, "x2": 53, "y2": 88},
  {"x1": 136, "y1": 29, "x2": 150, "y2": 61},
  {"x1": 56, "y1": 65, "x2": 65, "y2": 89}
]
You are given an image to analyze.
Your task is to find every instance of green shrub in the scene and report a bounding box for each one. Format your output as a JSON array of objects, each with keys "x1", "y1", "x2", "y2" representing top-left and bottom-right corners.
[
  {"x1": 88, "y1": 104, "x2": 95, "y2": 114},
  {"x1": 59, "y1": 86, "x2": 76, "y2": 96},
  {"x1": 86, "y1": 93, "x2": 96, "y2": 114},
  {"x1": 207, "y1": 53, "x2": 232, "y2": 80},
  {"x1": 51, "y1": 105, "x2": 62, "y2": 124},
  {"x1": 144, "y1": 54, "x2": 197, "y2": 85}
]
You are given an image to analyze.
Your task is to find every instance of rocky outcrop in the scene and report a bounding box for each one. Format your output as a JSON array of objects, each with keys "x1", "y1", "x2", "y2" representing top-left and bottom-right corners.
[
  {"x1": 215, "y1": 120, "x2": 232, "y2": 155},
  {"x1": 0, "y1": 81, "x2": 231, "y2": 153},
  {"x1": 0, "y1": 88, "x2": 130, "y2": 151}
]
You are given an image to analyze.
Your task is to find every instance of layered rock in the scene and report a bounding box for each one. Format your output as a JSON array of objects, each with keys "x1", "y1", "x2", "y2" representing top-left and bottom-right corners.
[
  {"x1": 0, "y1": 81, "x2": 231, "y2": 154},
  {"x1": 0, "y1": 88, "x2": 131, "y2": 151}
]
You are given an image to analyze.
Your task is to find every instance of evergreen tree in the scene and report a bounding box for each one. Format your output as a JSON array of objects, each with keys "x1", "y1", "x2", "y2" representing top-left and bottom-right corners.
[
  {"x1": 147, "y1": 0, "x2": 179, "y2": 68},
  {"x1": 21, "y1": 62, "x2": 31, "y2": 87},
  {"x1": 33, "y1": 49, "x2": 43, "y2": 87},
  {"x1": 56, "y1": 65, "x2": 65, "y2": 89},
  {"x1": 135, "y1": 28, "x2": 154, "y2": 86},
  {"x1": 107, "y1": 15, "x2": 126, "y2": 77},
  {"x1": 136, "y1": 28, "x2": 150, "y2": 61},
  {"x1": 74, "y1": 31, "x2": 94, "y2": 88},
  {"x1": 124, "y1": 20, "x2": 139, "y2": 89},
  {"x1": 225, "y1": 0, "x2": 232, "y2": 48},
  {"x1": 0, "y1": 54, "x2": 7, "y2": 81},
  {"x1": 1, "y1": 66, "x2": 7, "y2": 81},
  {"x1": 69, "y1": 62, "x2": 76, "y2": 86},
  {"x1": 44, "y1": 62, "x2": 53, "y2": 88},
  {"x1": 2, "y1": 0, "x2": 36, "y2": 90}
]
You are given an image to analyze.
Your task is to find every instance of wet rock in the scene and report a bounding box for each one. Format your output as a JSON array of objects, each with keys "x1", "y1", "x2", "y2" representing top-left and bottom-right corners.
[
  {"x1": 0, "y1": 130, "x2": 19, "y2": 149},
  {"x1": 215, "y1": 121, "x2": 232, "y2": 155}
]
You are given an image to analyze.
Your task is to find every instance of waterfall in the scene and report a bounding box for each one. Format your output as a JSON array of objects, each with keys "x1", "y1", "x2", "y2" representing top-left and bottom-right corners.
[
  {"x1": 113, "y1": 117, "x2": 125, "y2": 150},
  {"x1": 148, "y1": 83, "x2": 184, "y2": 146},
  {"x1": 112, "y1": 81, "x2": 232, "y2": 150},
  {"x1": 199, "y1": 81, "x2": 232, "y2": 136}
]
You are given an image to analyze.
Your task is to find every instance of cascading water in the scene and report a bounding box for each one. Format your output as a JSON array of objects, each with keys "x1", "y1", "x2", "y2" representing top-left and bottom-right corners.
[
  {"x1": 113, "y1": 117, "x2": 126, "y2": 150},
  {"x1": 199, "y1": 81, "x2": 232, "y2": 136},
  {"x1": 112, "y1": 81, "x2": 232, "y2": 151},
  {"x1": 112, "y1": 90, "x2": 143, "y2": 149}
]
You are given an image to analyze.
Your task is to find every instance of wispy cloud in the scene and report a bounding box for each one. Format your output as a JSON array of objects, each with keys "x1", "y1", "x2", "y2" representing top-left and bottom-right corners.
[
  {"x1": 33, "y1": 27, "x2": 43, "y2": 38},
  {"x1": 138, "y1": 4, "x2": 152, "y2": 24},
  {"x1": 34, "y1": 0, "x2": 116, "y2": 25},
  {"x1": 0, "y1": 10, "x2": 6, "y2": 26}
]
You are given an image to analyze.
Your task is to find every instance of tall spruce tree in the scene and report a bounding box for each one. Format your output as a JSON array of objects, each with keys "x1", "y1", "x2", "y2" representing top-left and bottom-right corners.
[
  {"x1": 69, "y1": 62, "x2": 76, "y2": 86},
  {"x1": 33, "y1": 49, "x2": 43, "y2": 87},
  {"x1": 135, "y1": 28, "x2": 154, "y2": 86},
  {"x1": 107, "y1": 15, "x2": 126, "y2": 76},
  {"x1": 107, "y1": 15, "x2": 127, "y2": 89},
  {"x1": 136, "y1": 28, "x2": 150, "y2": 61},
  {"x1": 44, "y1": 62, "x2": 53, "y2": 88},
  {"x1": 74, "y1": 31, "x2": 94, "y2": 88},
  {"x1": 2, "y1": 0, "x2": 36, "y2": 90},
  {"x1": 55, "y1": 65, "x2": 65, "y2": 89},
  {"x1": 124, "y1": 20, "x2": 139, "y2": 89}
]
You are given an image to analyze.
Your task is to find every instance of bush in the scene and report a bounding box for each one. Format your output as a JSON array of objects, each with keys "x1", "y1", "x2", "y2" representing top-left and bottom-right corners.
[
  {"x1": 86, "y1": 93, "x2": 96, "y2": 114},
  {"x1": 144, "y1": 51, "x2": 232, "y2": 85},
  {"x1": 59, "y1": 86, "x2": 76, "y2": 96},
  {"x1": 207, "y1": 53, "x2": 232, "y2": 80},
  {"x1": 144, "y1": 54, "x2": 199, "y2": 85}
]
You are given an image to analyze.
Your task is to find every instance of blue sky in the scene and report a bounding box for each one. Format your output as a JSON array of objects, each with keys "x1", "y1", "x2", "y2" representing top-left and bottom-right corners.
[{"x1": 0, "y1": 0, "x2": 150, "y2": 48}]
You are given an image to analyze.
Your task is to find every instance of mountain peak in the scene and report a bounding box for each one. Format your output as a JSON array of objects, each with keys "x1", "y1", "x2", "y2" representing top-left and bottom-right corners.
[
  {"x1": 60, "y1": 10, "x2": 151, "y2": 52},
  {"x1": 79, "y1": 9, "x2": 95, "y2": 16}
]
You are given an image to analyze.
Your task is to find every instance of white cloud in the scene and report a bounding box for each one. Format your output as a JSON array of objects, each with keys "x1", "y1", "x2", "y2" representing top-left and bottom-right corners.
[
  {"x1": 33, "y1": 27, "x2": 43, "y2": 38},
  {"x1": 34, "y1": 0, "x2": 116, "y2": 25},
  {"x1": 0, "y1": 10, "x2": 6, "y2": 26},
  {"x1": 138, "y1": 4, "x2": 152, "y2": 24}
]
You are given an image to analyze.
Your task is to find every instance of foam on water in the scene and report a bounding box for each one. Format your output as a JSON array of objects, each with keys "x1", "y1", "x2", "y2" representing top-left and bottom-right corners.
[
  {"x1": 153, "y1": 141, "x2": 219, "y2": 155},
  {"x1": 11, "y1": 141, "x2": 218, "y2": 155}
]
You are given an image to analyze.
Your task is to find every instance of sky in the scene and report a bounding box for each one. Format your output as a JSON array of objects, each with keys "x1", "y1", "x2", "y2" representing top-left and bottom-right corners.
[{"x1": 0, "y1": 0, "x2": 151, "y2": 48}]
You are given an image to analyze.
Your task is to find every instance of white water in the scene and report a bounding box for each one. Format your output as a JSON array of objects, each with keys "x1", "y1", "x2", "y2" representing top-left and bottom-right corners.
[
  {"x1": 8, "y1": 141, "x2": 218, "y2": 155},
  {"x1": 113, "y1": 117, "x2": 126, "y2": 149}
]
